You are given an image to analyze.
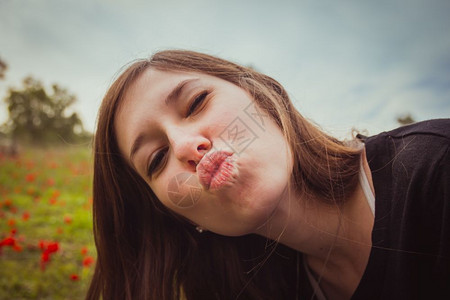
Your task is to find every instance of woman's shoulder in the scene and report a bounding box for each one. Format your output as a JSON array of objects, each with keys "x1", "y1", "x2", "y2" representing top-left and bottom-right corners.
[
  {"x1": 351, "y1": 119, "x2": 450, "y2": 299},
  {"x1": 363, "y1": 118, "x2": 449, "y2": 167},
  {"x1": 373, "y1": 118, "x2": 450, "y2": 140},
  {"x1": 362, "y1": 118, "x2": 449, "y2": 215},
  {"x1": 364, "y1": 118, "x2": 450, "y2": 145}
]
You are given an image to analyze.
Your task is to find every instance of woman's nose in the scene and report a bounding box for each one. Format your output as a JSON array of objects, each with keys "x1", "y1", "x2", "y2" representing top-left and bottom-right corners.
[{"x1": 169, "y1": 128, "x2": 211, "y2": 167}]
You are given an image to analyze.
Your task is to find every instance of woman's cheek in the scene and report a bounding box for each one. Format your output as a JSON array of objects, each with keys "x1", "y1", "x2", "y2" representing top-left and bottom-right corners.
[{"x1": 165, "y1": 172, "x2": 203, "y2": 209}]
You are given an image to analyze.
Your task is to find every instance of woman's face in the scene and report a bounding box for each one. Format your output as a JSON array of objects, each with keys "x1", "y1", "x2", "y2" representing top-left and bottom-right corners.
[{"x1": 115, "y1": 68, "x2": 293, "y2": 236}]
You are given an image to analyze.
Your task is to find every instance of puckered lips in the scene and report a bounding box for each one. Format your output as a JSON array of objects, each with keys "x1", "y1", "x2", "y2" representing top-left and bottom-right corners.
[{"x1": 196, "y1": 150, "x2": 234, "y2": 190}]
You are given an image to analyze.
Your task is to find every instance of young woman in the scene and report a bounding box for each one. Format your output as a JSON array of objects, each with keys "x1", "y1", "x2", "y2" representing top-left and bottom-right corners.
[{"x1": 87, "y1": 50, "x2": 450, "y2": 300}]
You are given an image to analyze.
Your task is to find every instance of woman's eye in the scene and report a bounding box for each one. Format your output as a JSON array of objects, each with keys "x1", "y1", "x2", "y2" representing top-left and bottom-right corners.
[
  {"x1": 147, "y1": 147, "x2": 168, "y2": 177},
  {"x1": 187, "y1": 91, "x2": 208, "y2": 116}
]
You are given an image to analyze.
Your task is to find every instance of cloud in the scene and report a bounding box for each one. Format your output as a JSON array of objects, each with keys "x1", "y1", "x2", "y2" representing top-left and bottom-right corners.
[{"x1": 0, "y1": 0, "x2": 449, "y2": 136}]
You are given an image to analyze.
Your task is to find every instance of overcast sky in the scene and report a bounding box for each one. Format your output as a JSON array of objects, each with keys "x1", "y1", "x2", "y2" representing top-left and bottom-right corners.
[{"x1": 1, "y1": 0, "x2": 449, "y2": 138}]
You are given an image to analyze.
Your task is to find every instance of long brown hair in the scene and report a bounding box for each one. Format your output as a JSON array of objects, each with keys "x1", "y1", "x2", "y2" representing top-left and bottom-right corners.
[{"x1": 87, "y1": 50, "x2": 362, "y2": 299}]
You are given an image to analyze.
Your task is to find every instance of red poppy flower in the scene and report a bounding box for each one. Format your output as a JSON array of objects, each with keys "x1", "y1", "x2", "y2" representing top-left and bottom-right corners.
[
  {"x1": 63, "y1": 215, "x2": 72, "y2": 224},
  {"x1": 0, "y1": 237, "x2": 15, "y2": 247},
  {"x1": 22, "y1": 211, "x2": 30, "y2": 221},
  {"x1": 70, "y1": 274, "x2": 80, "y2": 281},
  {"x1": 46, "y1": 242, "x2": 59, "y2": 253},
  {"x1": 39, "y1": 241, "x2": 60, "y2": 270},
  {"x1": 7, "y1": 219, "x2": 15, "y2": 227},
  {"x1": 25, "y1": 173, "x2": 36, "y2": 182},
  {"x1": 82, "y1": 256, "x2": 95, "y2": 267},
  {"x1": 39, "y1": 240, "x2": 46, "y2": 250},
  {"x1": 51, "y1": 190, "x2": 61, "y2": 198},
  {"x1": 41, "y1": 252, "x2": 50, "y2": 262},
  {"x1": 80, "y1": 246, "x2": 88, "y2": 256},
  {"x1": 0, "y1": 236, "x2": 21, "y2": 254}
]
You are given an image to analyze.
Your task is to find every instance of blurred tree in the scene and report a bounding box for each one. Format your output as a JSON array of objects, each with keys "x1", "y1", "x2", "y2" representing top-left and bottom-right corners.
[
  {"x1": 397, "y1": 113, "x2": 416, "y2": 126},
  {"x1": 2, "y1": 76, "x2": 91, "y2": 145},
  {"x1": 0, "y1": 57, "x2": 7, "y2": 80},
  {"x1": 0, "y1": 57, "x2": 9, "y2": 143}
]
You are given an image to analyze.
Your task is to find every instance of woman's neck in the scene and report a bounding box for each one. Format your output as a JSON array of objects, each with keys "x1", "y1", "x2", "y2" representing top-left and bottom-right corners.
[{"x1": 254, "y1": 151, "x2": 375, "y2": 299}]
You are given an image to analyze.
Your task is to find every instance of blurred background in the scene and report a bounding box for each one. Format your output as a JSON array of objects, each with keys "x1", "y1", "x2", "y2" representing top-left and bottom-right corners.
[{"x1": 0, "y1": 0, "x2": 449, "y2": 298}]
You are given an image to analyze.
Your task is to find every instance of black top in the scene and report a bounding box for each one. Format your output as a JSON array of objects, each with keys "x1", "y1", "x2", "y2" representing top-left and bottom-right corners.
[{"x1": 300, "y1": 119, "x2": 450, "y2": 300}]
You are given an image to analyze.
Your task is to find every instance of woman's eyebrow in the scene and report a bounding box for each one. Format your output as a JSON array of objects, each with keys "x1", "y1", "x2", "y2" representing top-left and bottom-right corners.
[
  {"x1": 129, "y1": 133, "x2": 147, "y2": 165},
  {"x1": 164, "y1": 78, "x2": 200, "y2": 106}
]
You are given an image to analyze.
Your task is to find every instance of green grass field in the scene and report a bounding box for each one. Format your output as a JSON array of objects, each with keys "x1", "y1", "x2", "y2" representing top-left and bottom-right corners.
[{"x1": 0, "y1": 147, "x2": 95, "y2": 299}]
